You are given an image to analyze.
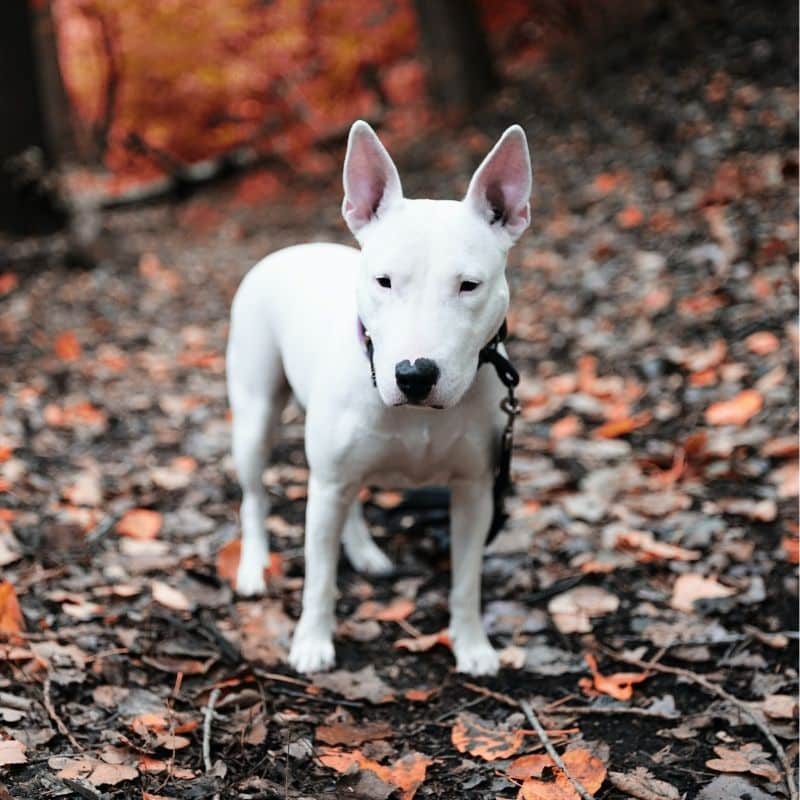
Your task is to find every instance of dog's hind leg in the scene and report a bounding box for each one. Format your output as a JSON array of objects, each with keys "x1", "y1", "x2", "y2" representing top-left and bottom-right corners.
[
  {"x1": 228, "y1": 331, "x2": 288, "y2": 597},
  {"x1": 342, "y1": 501, "x2": 393, "y2": 576}
]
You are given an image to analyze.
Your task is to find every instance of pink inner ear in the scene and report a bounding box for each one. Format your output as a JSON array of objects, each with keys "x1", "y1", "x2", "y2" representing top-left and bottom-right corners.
[{"x1": 343, "y1": 127, "x2": 401, "y2": 233}]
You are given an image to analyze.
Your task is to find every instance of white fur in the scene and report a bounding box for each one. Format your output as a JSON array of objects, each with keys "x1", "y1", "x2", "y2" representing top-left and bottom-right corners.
[{"x1": 226, "y1": 121, "x2": 532, "y2": 675}]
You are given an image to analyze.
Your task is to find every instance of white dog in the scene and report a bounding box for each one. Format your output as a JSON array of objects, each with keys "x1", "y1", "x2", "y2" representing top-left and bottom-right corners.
[{"x1": 226, "y1": 121, "x2": 532, "y2": 676}]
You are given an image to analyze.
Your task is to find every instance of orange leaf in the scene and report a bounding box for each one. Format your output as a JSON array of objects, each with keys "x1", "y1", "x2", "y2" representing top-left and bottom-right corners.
[
  {"x1": 215, "y1": 539, "x2": 283, "y2": 588},
  {"x1": 54, "y1": 331, "x2": 82, "y2": 362},
  {"x1": 705, "y1": 389, "x2": 763, "y2": 426},
  {"x1": 781, "y1": 536, "x2": 799, "y2": 565},
  {"x1": 507, "y1": 753, "x2": 553, "y2": 780},
  {"x1": 451, "y1": 712, "x2": 524, "y2": 761},
  {"x1": 550, "y1": 414, "x2": 582, "y2": 440},
  {"x1": 394, "y1": 629, "x2": 451, "y2": 653},
  {"x1": 0, "y1": 582, "x2": 24, "y2": 636},
  {"x1": 583, "y1": 653, "x2": 648, "y2": 701},
  {"x1": 593, "y1": 411, "x2": 652, "y2": 439},
  {"x1": 318, "y1": 748, "x2": 432, "y2": 800},
  {"x1": 116, "y1": 509, "x2": 163, "y2": 540},
  {"x1": 612, "y1": 529, "x2": 700, "y2": 563},
  {"x1": 616, "y1": 205, "x2": 644, "y2": 229},
  {"x1": 356, "y1": 598, "x2": 415, "y2": 622},
  {"x1": 519, "y1": 748, "x2": 607, "y2": 800},
  {"x1": 404, "y1": 687, "x2": 437, "y2": 702},
  {"x1": 0, "y1": 273, "x2": 19, "y2": 296},
  {"x1": 745, "y1": 331, "x2": 780, "y2": 355}
]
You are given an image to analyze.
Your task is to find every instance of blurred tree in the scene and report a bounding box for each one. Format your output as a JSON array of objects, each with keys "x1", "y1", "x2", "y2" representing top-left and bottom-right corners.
[
  {"x1": 0, "y1": 1, "x2": 68, "y2": 235},
  {"x1": 413, "y1": 0, "x2": 497, "y2": 111}
]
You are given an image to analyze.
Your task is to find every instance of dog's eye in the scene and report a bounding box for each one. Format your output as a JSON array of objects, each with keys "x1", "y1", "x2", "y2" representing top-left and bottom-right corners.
[
  {"x1": 376, "y1": 276, "x2": 391, "y2": 289},
  {"x1": 460, "y1": 280, "x2": 480, "y2": 293}
]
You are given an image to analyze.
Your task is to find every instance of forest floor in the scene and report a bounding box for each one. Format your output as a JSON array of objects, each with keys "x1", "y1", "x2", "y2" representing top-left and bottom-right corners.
[{"x1": 0, "y1": 2, "x2": 798, "y2": 799}]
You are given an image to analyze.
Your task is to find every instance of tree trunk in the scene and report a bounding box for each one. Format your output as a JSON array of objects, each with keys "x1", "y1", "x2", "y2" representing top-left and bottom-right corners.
[
  {"x1": 413, "y1": 0, "x2": 497, "y2": 112},
  {"x1": 0, "y1": 1, "x2": 67, "y2": 235}
]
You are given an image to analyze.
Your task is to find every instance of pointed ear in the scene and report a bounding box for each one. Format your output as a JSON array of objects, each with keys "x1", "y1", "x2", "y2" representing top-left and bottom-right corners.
[
  {"x1": 342, "y1": 120, "x2": 403, "y2": 237},
  {"x1": 464, "y1": 125, "x2": 532, "y2": 243}
]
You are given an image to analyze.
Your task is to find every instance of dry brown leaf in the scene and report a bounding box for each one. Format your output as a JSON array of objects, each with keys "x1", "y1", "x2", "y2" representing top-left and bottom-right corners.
[
  {"x1": 593, "y1": 411, "x2": 652, "y2": 439},
  {"x1": 761, "y1": 694, "x2": 798, "y2": 719},
  {"x1": 54, "y1": 330, "x2": 82, "y2": 361},
  {"x1": 0, "y1": 582, "x2": 23, "y2": 637},
  {"x1": 316, "y1": 720, "x2": 393, "y2": 746},
  {"x1": 507, "y1": 753, "x2": 553, "y2": 780},
  {"x1": 519, "y1": 748, "x2": 607, "y2": 800},
  {"x1": 548, "y1": 586, "x2": 619, "y2": 634},
  {"x1": 395, "y1": 629, "x2": 451, "y2": 653},
  {"x1": 580, "y1": 653, "x2": 648, "y2": 701},
  {"x1": 313, "y1": 665, "x2": 395, "y2": 705},
  {"x1": 670, "y1": 573, "x2": 736, "y2": 612},
  {"x1": 612, "y1": 529, "x2": 701, "y2": 563},
  {"x1": 117, "y1": 509, "x2": 163, "y2": 540},
  {"x1": 404, "y1": 687, "x2": 438, "y2": 702},
  {"x1": 0, "y1": 737, "x2": 26, "y2": 766},
  {"x1": 355, "y1": 597, "x2": 415, "y2": 622},
  {"x1": 450, "y1": 712, "x2": 524, "y2": 761},
  {"x1": 318, "y1": 747, "x2": 432, "y2": 800},
  {"x1": 151, "y1": 581, "x2": 191, "y2": 612},
  {"x1": 705, "y1": 389, "x2": 763, "y2": 426},
  {"x1": 745, "y1": 331, "x2": 780, "y2": 354},
  {"x1": 608, "y1": 767, "x2": 680, "y2": 800},
  {"x1": 706, "y1": 743, "x2": 782, "y2": 783}
]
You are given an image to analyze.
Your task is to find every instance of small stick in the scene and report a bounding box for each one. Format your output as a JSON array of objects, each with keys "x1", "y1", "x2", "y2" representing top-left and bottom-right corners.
[
  {"x1": 599, "y1": 644, "x2": 797, "y2": 800},
  {"x1": 546, "y1": 705, "x2": 678, "y2": 719},
  {"x1": 520, "y1": 699, "x2": 596, "y2": 800},
  {"x1": 462, "y1": 681, "x2": 519, "y2": 708},
  {"x1": 202, "y1": 687, "x2": 221, "y2": 773},
  {"x1": 43, "y1": 673, "x2": 82, "y2": 752}
]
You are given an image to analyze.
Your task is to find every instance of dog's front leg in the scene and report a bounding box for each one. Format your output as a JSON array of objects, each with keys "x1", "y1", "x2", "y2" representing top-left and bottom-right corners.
[
  {"x1": 449, "y1": 479, "x2": 499, "y2": 676},
  {"x1": 289, "y1": 474, "x2": 356, "y2": 674}
]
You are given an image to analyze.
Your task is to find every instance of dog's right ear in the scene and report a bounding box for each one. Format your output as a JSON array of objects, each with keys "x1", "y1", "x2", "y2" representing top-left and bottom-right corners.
[{"x1": 342, "y1": 120, "x2": 403, "y2": 237}]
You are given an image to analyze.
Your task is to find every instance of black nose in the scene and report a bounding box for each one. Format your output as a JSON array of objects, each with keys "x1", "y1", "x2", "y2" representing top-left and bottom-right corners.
[{"x1": 395, "y1": 358, "x2": 440, "y2": 402}]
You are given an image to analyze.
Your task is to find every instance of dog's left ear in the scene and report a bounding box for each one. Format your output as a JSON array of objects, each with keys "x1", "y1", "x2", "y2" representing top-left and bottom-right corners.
[
  {"x1": 464, "y1": 125, "x2": 532, "y2": 243},
  {"x1": 342, "y1": 120, "x2": 403, "y2": 238}
]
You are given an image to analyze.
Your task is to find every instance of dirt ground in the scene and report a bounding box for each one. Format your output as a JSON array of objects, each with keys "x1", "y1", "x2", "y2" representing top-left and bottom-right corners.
[{"x1": 0, "y1": 2, "x2": 797, "y2": 798}]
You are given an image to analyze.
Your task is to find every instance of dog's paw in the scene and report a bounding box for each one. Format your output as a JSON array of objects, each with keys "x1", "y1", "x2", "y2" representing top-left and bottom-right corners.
[
  {"x1": 235, "y1": 559, "x2": 267, "y2": 597},
  {"x1": 453, "y1": 637, "x2": 500, "y2": 677},
  {"x1": 288, "y1": 635, "x2": 336, "y2": 674},
  {"x1": 345, "y1": 539, "x2": 394, "y2": 576}
]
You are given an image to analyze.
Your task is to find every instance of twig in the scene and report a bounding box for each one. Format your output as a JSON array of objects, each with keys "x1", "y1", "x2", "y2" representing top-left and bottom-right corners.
[
  {"x1": 462, "y1": 681, "x2": 519, "y2": 708},
  {"x1": 599, "y1": 644, "x2": 798, "y2": 800},
  {"x1": 60, "y1": 778, "x2": 103, "y2": 800},
  {"x1": 202, "y1": 687, "x2": 221, "y2": 773},
  {"x1": 519, "y1": 699, "x2": 597, "y2": 800},
  {"x1": 545, "y1": 704, "x2": 678, "y2": 719},
  {"x1": 43, "y1": 673, "x2": 82, "y2": 752}
]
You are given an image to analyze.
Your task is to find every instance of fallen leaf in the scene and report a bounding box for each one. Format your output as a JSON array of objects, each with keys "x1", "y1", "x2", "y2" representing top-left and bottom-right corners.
[
  {"x1": 580, "y1": 653, "x2": 648, "y2": 701},
  {"x1": 451, "y1": 711, "x2": 524, "y2": 761},
  {"x1": 151, "y1": 581, "x2": 192, "y2": 612},
  {"x1": 0, "y1": 737, "x2": 26, "y2": 766},
  {"x1": 54, "y1": 331, "x2": 82, "y2": 361},
  {"x1": 355, "y1": 597, "x2": 415, "y2": 622},
  {"x1": 745, "y1": 331, "x2": 780, "y2": 354},
  {"x1": 761, "y1": 694, "x2": 797, "y2": 719},
  {"x1": 313, "y1": 665, "x2": 395, "y2": 704},
  {"x1": 670, "y1": 573, "x2": 736, "y2": 612},
  {"x1": 705, "y1": 390, "x2": 763, "y2": 426},
  {"x1": 608, "y1": 767, "x2": 680, "y2": 800},
  {"x1": 316, "y1": 720, "x2": 393, "y2": 746},
  {"x1": 117, "y1": 509, "x2": 163, "y2": 540},
  {"x1": 706, "y1": 743, "x2": 782, "y2": 783},
  {"x1": 611, "y1": 529, "x2": 701, "y2": 563},
  {"x1": 507, "y1": 753, "x2": 553, "y2": 780},
  {"x1": 593, "y1": 411, "x2": 652, "y2": 439},
  {"x1": 404, "y1": 687, "x2": 437, "y2": 702},
  {"x1": 617, "y1": 205, "x2": 645, "y2": 228},
  {"x1": 0, "y1": 582, "x2": 23, "y2": 636},
  {"x1": 548, "y1": 586, "x2": 619, "y2": 634},
  {"x1": 318, "y1": 748, "x2": 432, "y2": 800},
  {"x1": 394, "y1": 629, "x2": 451, "y2": 652},
  {"x1": 519, "y1": 748, "x2": 607, "y2": 800}
]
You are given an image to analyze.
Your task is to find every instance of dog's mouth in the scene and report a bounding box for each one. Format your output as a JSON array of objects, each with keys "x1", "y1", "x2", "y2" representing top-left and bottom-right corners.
[{"x1": 393, "y1": 401, "x2": 445, "y2": 410}]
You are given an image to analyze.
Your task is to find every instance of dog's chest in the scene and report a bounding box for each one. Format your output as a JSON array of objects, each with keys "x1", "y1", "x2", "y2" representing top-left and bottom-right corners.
[{"x1": 360, "y1": 414, "x2": 487, "y2": 487}]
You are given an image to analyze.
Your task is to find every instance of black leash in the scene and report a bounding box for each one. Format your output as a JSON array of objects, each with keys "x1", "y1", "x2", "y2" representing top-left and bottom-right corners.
[
  {"x1": 477, "y1": 320, "x2": 520, "y2": 543},
  {"x1": 358, "y1": 318, "x2": 520, "y2": 544}
]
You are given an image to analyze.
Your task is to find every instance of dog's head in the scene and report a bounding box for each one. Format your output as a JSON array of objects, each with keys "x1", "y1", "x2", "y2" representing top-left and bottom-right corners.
[{"x1": 343, "y1": 121, "x2": 532, "y2": 409}]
